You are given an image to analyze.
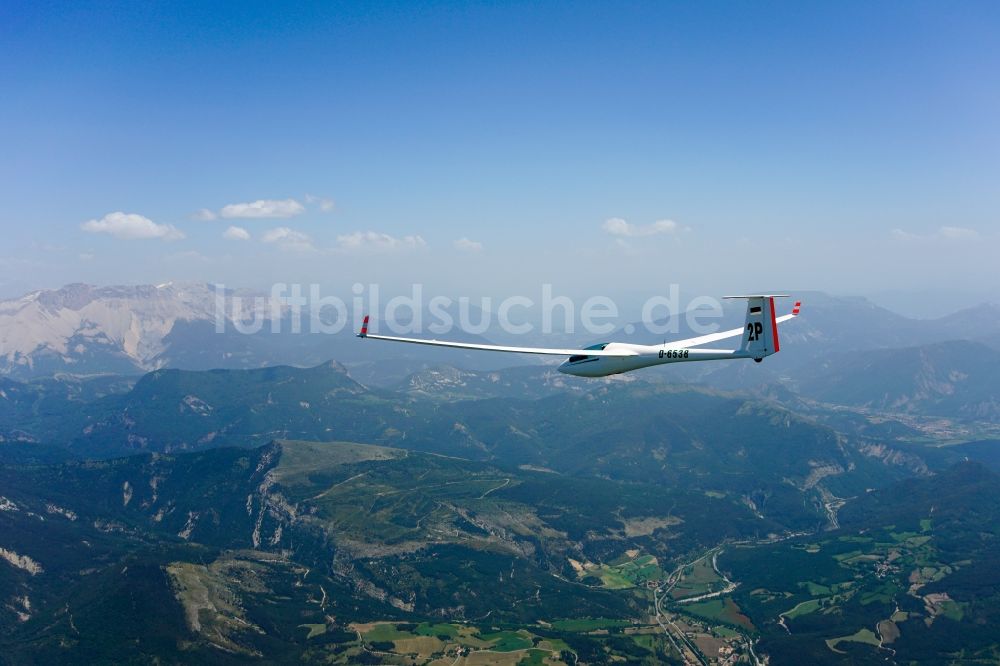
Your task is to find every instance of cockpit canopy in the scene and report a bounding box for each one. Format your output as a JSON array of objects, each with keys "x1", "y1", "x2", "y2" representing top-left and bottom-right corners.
[{"x1": 567, "y1": 343, "x2": 609, "y2": 364}]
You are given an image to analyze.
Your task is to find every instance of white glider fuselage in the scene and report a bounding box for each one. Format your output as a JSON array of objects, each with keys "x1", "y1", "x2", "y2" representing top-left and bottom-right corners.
[{"x1": 556, "y1": 344, "x2": 751, "y2": 377}]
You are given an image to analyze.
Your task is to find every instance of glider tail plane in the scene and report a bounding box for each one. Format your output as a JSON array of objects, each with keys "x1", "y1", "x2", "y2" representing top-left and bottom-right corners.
[{"x1": 724, "y1": 294, "x2": 792, "y2": 360}]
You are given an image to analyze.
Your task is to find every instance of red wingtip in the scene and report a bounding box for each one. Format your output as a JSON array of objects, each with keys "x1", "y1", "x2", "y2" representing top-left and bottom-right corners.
[
  {"x1": 360, "y1": 315, "x2": 370, "y2": 337},
  {"x1": 792, "y1": 301, "x2": 801, "y2": 315}
]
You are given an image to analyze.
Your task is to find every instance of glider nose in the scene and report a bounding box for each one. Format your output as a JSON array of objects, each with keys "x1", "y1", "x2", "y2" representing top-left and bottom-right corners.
[{"x1": 558, "y1": 357, "x2": 600, "y2": 377}]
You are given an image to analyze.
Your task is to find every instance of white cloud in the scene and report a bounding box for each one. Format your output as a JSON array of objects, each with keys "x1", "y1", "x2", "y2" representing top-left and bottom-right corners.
[
  {"x1": 81, "y1": 212, "x2": 184, "y2": 241},
  {"x1": 891, "y1": 226, "x2": 980, "y2": 242},
  {"x1": 939, "y1": 226, "x2": 979, "y2": 240},
  {"x1": 602, "y1": 218, "x2": 684, "y2": 237},
  {"x1": 262, "y1": 227, "x2": 307, "y2": 243},
  {"x1": 336, "y1": 231, "x2": 427, "y2": 253},
  {"x1": 191, "y1": 208, "x2": 217, "y2": 221},
  {"x1": 305, "y1": 194, "x2": 335, "y2": 212},
  {"x1": 261, "y1": 226, "x2": 314, "y2": 251},
  {"x1": 220, "y1": 198, "x2": 305, "y2": 219},
  {"x1": 454, "y1": 237, "x2": 483, "y2": 252},
  {"x1": 223, "y1": 225, "x2": 251, "y2": 241}
]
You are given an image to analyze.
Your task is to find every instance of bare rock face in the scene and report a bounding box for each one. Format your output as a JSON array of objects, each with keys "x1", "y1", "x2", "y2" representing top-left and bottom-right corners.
[{"x1": 0, "y1": 283, "x2": 273, "y2": 379}]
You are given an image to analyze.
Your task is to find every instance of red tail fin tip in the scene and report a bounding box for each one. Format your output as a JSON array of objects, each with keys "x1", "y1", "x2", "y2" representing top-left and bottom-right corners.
[{"x1": 769, "y1": 297, "x2": 780, "y2": 353}]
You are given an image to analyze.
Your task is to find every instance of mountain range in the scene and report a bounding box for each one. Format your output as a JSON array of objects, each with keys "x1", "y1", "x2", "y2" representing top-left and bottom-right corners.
[
  {"x1": 2, "y1": 283, "x2": 999, "y2": 382},
  {"x1": 0, "y1": 283, "x2": 509, "y2": 380}
]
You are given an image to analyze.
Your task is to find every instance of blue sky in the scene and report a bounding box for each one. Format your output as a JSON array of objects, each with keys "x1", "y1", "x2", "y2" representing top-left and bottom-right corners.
[{"x1": 2, "y1": 1, "x2": 998, "y2": 313}]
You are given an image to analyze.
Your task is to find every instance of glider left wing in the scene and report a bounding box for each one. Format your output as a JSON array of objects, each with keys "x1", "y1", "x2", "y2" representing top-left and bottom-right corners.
[{"x1": 356, "y1": 316, "x2": 638, "y2": 357}]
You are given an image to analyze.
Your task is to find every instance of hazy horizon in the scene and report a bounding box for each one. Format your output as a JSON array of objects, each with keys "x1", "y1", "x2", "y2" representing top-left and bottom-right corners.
[{"x1": 1, "y1": 278, "x2": 995, "y2": 323}]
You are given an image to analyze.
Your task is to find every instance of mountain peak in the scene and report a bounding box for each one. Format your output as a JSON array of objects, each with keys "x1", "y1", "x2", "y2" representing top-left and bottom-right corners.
[{"x1": 0, "y1": 282, "x2": 227, "y2": 377}]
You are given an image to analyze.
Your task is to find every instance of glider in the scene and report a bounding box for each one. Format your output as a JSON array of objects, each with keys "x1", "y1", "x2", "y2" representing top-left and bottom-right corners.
[{"x1": 358, "y1": 295, "x2": 801, "y2": 377}]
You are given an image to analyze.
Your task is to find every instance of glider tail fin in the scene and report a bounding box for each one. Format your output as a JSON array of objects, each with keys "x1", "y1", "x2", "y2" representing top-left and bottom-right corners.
[{"x1": 724, "y1": 294, "x2": 789, "y2": 359}]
